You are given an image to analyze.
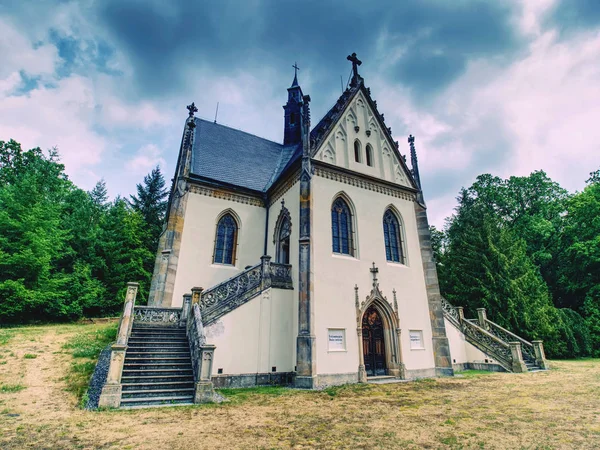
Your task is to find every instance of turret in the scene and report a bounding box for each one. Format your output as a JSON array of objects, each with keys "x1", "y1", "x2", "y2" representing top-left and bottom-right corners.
[{"x1": 283, "y1": 63, "x2": 304, "y2": 145}]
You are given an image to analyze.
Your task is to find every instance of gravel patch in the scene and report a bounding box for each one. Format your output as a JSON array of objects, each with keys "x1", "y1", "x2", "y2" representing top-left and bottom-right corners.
[{"x1": 85, "y1": 344, "x2": 112, "y2": 410}]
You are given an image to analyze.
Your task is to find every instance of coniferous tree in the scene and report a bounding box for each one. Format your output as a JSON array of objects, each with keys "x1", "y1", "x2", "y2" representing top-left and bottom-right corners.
[{"x1": 129, "y1": 166, "x2": 168, "y2": 253}]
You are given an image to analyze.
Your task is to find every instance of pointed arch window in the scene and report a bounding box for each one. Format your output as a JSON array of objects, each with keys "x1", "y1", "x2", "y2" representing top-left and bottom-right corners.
[
  {"x1": 354, "y1": 140, "x2": 362, "y2": 163},
  {"x1": 366, "y1": 144, "x2": 374, "y2": 167},
  {"x1": 383, "y1": 209, "x2": 405, "y2": 264},
  {"x1": 213, "y1": 213, "x2": 238, "y2": 265},
  {"x1": 276, "y1": 216, "x2": 291, "y2": 264},
  {"x1": 332, "y1": 197, "x2": 354, "y2": 256}
]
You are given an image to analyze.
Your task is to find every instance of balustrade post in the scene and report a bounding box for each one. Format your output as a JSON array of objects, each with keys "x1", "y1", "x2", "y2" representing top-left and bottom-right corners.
[
  {"x1": 456, "y1": 306, "x2": 465, "y2": 323},
  {"x1": 509, "y1": 342, "x2": 528, "y2": 373},
  {"x1": 191, "y1": 286, "x2": 203, "y2": 305},
  {"x1": 532, "y1": 340, "x2": 549, "y2": 370},
  {"x1": 99, "y1": 282, "x2": 138, "y2": 408},
  {"x1": 194, "y1": 344, "x2": 217, "y2": 403},
  {"x1": 180, "y1": 294, "x2": 192, "y2": 327},
  {"x1": 260, "y1": 255, "x2": 272, "y2": 290},
  {"x1": 477, "y1": 308, "x2": 488, "y2": 329}
]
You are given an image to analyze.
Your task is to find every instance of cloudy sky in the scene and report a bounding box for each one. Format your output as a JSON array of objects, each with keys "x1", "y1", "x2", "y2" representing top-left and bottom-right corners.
[{"x1": 1, "y1": 0, "x2": 599, "y2": 227}]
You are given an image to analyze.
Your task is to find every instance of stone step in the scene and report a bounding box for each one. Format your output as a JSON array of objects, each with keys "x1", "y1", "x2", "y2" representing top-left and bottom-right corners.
[
  {"x1": 122, "y1": 382, "x2": 194, "y2": 391},
  {"x1": 125, "y1": 356, "x2": 192, "y2": 362},
  {"x1": 130, "y1": 330, "x2": 187, "y2": 336},
  {"x1": 120, "y1": 395, "x2": 194, "y2": 408},
  {"x1": 129, "y1": 336, "x2": 188, "y2": 341},
  {"x1": 121, "y1": 388, "x2": 195, "y2": 398},
  {"x1": 126, "y1": 351, "x2": 191, "y2": 357},
  {"x1": 122, "y1": 370, "x2": 194, "y2": 379},
  {"x1": 122, "y1": 374, "x2": 194, "y2": 381},
  {"x1": 123, "y1": 363, "x2": 193, "y2": 371},
  {"x1": 127, "y1": 344, "x2": 189, "y2": 351}
]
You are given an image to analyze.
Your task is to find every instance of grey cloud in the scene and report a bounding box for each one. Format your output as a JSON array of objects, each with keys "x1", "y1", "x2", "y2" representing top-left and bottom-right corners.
[
  {"x1": 549, "y1": 0, "x2": 600, "y2": 31},
  {"x1": 96, "y1": 0, "x2": 522, "y2": 99}
]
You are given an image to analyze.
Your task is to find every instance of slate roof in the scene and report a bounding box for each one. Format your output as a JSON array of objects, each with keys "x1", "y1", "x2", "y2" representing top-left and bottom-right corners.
[
  {"x1": 190, "y1": 118, "x2": 302, "y2": 192},
  {"x1": 188, "y1": 78, "x2": 418, "y2": 194}
]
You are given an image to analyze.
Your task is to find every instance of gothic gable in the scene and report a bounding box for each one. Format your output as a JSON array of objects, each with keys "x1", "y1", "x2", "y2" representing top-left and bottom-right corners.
[{"x1": 312, "y1": 88, "x2": 415, "y2": 189}]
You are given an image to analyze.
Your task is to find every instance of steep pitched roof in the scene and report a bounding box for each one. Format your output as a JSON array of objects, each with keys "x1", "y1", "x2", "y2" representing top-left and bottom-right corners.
[{"x1": 190, "y1": 118, "x2": 301, "y2": 192}]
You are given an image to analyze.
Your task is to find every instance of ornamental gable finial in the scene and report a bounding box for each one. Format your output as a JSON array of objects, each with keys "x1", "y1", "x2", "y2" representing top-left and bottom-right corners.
[
  {"x1": 187, "y1": 102, "x2": 198, "y2": 118},
  {"x1": 347, "y1": 52, "x2": 363, "y2": 87}
]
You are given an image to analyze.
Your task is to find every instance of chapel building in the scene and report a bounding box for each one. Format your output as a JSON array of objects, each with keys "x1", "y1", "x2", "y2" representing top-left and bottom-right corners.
[{"x1": 146, "y1": 54, "x2": 544, "y2": 389}]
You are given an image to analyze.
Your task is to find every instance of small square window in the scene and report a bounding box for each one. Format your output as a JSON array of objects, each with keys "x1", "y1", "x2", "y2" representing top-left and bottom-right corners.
[{"x1": 409, "y1": 330, "x2": 424, "y2": 350}]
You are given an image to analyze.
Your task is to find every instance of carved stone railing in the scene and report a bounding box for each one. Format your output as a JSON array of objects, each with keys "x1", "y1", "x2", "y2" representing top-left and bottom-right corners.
[
  {"x1": 460, "y1": 319, "x2": 514, "y2": 371},
  {"x1": 484, "y1": 319, "x2": 536, "y2": 363},
  {"x1": 133, "y1": 306, "x2": 182, "y2": 326},
  {"x1": 441, "y1": 297, "x2": 461, "y2": 328},
  {"x1": 440, "y1": 298, "x2": 548, "y2": 372},
  {"x1": 188, "y1": 289, "x2": 216, "y2": 403},
  {"x1": 271, "y1": 263, "x2": 293, "y2": 289}
]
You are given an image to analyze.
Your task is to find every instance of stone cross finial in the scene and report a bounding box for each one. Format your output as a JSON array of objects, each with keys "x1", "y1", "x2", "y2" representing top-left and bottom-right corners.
[
  {"x1": 347, "y1": 52, "x2": 362, "y2": 78},
  {"x1": 408, "y1": 134, "x2": 415, "y2": 146},
  {"x1": 370, "y1": 262, "x2": 379, "y2": 286},
  {"x1": 293, "y1": 62, "x2": 300, "y2": 77},
  {"x1": 187, "y1": 102, "x2": 198, "y2": 118}
]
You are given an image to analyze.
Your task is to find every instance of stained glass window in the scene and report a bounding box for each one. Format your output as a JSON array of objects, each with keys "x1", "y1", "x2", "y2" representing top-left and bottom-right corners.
[
  {"x1": 213, "y1": 213, "x2": 237, "y2": 265},
  {"x1": 383, "y1": 209, "x2": 405, "y2": 264},
  {"x1": 332, "y1": 197, "x2": 354, "y2": 255}
]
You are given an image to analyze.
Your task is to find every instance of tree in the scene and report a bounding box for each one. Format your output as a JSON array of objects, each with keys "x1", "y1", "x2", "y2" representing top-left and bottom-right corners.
[
  {"x1": 89, "y1": 179, "x2": 108, "y2": 208},
  {"x1": 129, "y1": 166, "x2": 168, "y2": 254}
]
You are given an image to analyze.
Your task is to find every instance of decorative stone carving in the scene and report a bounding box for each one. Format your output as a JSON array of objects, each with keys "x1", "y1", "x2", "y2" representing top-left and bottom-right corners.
[
  {"x1": 314, "y1": 164, "x2": 416, "y2": 202},
  {"x1": 134, "y1": 307, "x2": 181, "y2": 325},
  {"x1": 271, "y1": 263, "x2": 293, "y2": 289}
]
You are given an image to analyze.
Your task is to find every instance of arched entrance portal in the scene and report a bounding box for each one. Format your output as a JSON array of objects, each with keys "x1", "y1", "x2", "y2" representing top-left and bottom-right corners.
[{"x1": 362, "y1": 306, "x2": 387, "y2": 376}]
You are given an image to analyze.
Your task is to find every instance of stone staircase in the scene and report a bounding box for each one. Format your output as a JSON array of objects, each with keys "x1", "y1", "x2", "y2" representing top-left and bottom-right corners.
[
  {"x1": 441, "y1": 298, "x2": 549, "y2": 373},
  {"x1": 120, "y1": 324, "x2": 195, "y2": 408}
]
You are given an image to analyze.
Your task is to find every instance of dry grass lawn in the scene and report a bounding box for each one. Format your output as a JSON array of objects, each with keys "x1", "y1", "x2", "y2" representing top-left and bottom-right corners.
[{"x1": 0, "y1": 322, "x2": 598, "y2": 449}]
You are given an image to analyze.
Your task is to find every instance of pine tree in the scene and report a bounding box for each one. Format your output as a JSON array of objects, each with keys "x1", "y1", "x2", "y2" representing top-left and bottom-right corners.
[
  {"x1": 89, "y1": 179, "x2": 108, "y2": 208},
  {"x1": 129, "y1": 166, "x2": 168, "y2": 253}
]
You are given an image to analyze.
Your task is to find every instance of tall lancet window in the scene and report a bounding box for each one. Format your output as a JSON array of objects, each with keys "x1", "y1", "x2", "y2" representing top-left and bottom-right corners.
[
  {"x1": 383, "y1": 209, "x2": 405, "y2": 264},
  {"x1": 276, "y1": 217, "x2": 291, "y2": 264},
  {"x1": 366, "y1": 144, "x2": 374, "y2": 167},
  {"x1": 332, "y1": 197, "x2": 354, "y2": 256},
  {"x1": 354, "y1": 140, "x2": 362, "y2": 163},
  {"x1": 213, "y1": 213, "x2": 238, "y2": 265}
]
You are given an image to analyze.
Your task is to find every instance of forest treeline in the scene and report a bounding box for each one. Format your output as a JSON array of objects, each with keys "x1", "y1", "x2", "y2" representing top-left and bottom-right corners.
[
  {"x1": 432, "y1": 170, "x2": 600, "y2": 358},
  {"x1": 1, "y1": 138, "x2": 598, "y2": 358},
  {"x1": 0, "y1": 139, "x2": 167, "y2": 322}
]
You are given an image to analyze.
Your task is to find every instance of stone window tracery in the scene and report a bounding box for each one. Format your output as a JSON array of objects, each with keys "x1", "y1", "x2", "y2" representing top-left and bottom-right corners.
[
  {"x1": 383, "y1": 209, "x2": 405, "y2": 264},
  {"x1": 331, "y1": 197, "x2": 354, "y2": 256},
  {"x1": 213, "y1": 213, "x2": 238, "y2": 265}
]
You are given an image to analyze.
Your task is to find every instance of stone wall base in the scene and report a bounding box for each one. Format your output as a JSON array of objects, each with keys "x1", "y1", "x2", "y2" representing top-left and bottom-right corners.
[
  {"x1": 404, "y1": 367, "x2": 438, "y2": 380},
  {"x1": 316, "y1": 372, "x2": 359, "y2": 387},
  {"x1": 453, "y1": 362, "x2": 506, "y2": 373},
  {"x1": 212, "y1": 372, "x2": 294, "y2": 388},
  {"x1": 98, "y1": 383, "x2": 121, "y2": 408}
]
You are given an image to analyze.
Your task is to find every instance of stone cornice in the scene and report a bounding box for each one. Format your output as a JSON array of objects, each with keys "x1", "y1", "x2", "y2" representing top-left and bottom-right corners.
[
  {"x1": 188, "y1": 183, "x2": 264, "y2": 207},
  {"x1": 313, "y1": 161, "x2": 417, "y2": 202}
]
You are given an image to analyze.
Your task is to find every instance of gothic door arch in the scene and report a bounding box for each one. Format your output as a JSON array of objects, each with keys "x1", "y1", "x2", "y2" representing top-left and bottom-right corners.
[{"x1": 362, "y1": 305, "x2": 387, "y2": 376}]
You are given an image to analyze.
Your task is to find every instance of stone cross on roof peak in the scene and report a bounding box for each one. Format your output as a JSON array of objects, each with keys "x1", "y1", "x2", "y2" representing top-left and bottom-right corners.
[{"x1": 347, "y1": 52, "x2": 363, "y2": 87}]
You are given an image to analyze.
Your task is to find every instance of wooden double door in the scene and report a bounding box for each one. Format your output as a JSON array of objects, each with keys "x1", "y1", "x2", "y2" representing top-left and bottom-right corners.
[{"x1": 362, "y1": 306, "x2": 387, "y2": 376}]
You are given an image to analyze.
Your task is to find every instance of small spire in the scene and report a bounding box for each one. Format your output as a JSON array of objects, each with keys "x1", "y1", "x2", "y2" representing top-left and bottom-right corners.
[
  {"x1": 409, "y1": 135, "x2": 422, "y2": 190},
  {"x1": 291, "y1": 62, "x2": 300, "y2": 87}
]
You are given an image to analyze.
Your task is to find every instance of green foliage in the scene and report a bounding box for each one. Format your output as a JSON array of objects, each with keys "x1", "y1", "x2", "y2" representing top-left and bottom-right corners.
[
  {"x1": 62, "y1": 322, "x2": 117, "y2": 358},
  {"x1": 0, "y1": 383, "x2": 25, "y2": 393},
  {"x1": 438, "y1": 171, "x2": 599, "y2": 358},
  {"x1": 0, "y1": 139, "x2": 159, "y2": 323}
]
